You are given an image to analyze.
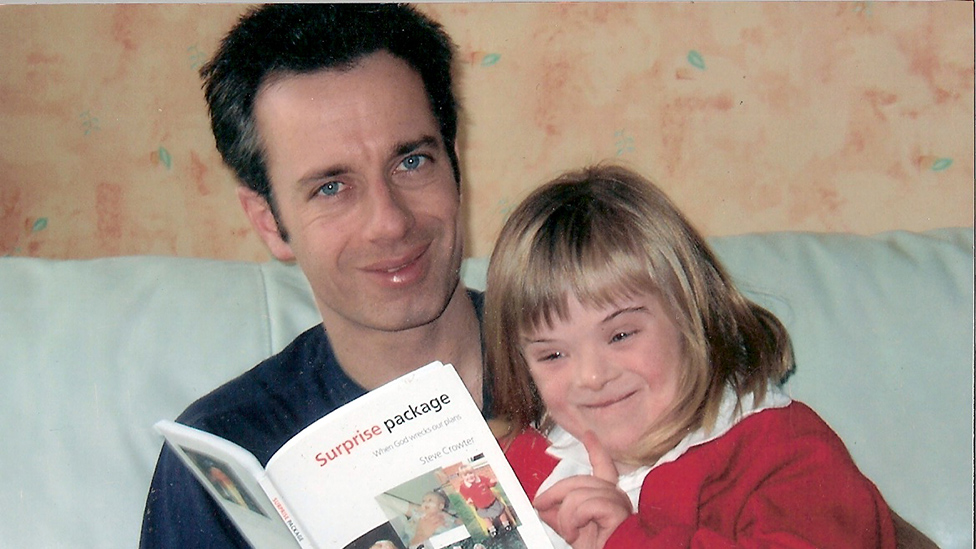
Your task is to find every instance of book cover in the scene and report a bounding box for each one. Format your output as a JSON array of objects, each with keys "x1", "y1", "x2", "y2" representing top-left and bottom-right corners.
[{"x1": 156, "y1": 361, "x2": 554, "y2": 549}]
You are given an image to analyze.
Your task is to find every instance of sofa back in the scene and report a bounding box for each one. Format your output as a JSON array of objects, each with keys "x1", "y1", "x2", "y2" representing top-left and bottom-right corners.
[{"x1": 1, "y1": 228, "x2": 972, "y2": 548}]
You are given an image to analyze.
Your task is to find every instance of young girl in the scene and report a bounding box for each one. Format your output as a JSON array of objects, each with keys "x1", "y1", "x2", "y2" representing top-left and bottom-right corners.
[
  {"x1": 485, "y1": 165, "x2": 896, "y2": 548},
  {"x1": 456, "y1": 463, "x2": 514, "y2": 536}
]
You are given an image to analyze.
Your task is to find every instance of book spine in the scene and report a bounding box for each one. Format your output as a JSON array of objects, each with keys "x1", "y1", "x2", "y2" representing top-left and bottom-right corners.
[{"x1": 258, "y1": 476, "x2": 315, "y2": 549}]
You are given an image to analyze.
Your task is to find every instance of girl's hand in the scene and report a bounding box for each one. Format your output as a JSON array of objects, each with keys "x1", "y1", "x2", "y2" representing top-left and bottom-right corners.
[{"x1": 533, "y1": 432, "x2": 633, "y2": 549}]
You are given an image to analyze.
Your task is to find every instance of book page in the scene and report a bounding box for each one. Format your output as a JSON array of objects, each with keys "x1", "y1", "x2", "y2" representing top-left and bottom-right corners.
[{"x1": 265, "y1": 362, "x2": 554, "y2": 549}]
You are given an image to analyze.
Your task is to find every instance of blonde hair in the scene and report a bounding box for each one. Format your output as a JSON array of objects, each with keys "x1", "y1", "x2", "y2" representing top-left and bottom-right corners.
[{"x1": 485, "y1": 165, "x2": 793, "y2": 465}]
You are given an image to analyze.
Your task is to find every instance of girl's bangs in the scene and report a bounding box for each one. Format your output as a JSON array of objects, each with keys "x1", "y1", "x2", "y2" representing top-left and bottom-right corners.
[{"x1": 516, "y1": 226, "x2": 658, "y2": 336}]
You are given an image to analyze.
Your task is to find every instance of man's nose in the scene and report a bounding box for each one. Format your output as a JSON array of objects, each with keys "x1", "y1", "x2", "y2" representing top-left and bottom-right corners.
[{"x1": 363, "y1": 178, "x2": 413, "y2": 242}]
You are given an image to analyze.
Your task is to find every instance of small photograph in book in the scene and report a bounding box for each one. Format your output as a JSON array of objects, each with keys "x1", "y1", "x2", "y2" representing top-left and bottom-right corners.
[
  {"x1": 182, "y1": 447, "x2": 268, "y2": 517},
  {"x1": 343, "y1": 523, "x2": 407, "y2": 549},
  {"x1": 376, "y1": 455, "x2": 531, "y2": 549}
]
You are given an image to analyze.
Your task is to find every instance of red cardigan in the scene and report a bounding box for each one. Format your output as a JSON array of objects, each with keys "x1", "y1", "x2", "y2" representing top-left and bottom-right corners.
[{"x1": 504, "y1": 402, "x2": 896, "y2": 548}]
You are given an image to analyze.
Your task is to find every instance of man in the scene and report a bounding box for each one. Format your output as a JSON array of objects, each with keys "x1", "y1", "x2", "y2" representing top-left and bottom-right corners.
[
  {"x1": 142, "y1": 4, "x2": 933, "y2": 548},
  {"x1": 140, "y1": 5, "x2": 482, "y2": 547}
]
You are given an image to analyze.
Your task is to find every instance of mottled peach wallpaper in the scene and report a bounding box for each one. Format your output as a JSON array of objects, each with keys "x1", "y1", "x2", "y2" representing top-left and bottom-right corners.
[{"x1": 1, "y1": 2, "x2": 972, "y2": 260}]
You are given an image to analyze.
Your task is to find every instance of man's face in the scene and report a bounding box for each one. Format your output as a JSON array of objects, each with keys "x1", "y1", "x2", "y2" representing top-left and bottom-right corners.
[{"x1": 248, "y1": 51, "x2": 463, "y2": 334}]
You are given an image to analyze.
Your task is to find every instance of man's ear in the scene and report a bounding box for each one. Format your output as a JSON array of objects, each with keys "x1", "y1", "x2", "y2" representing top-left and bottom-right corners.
[{"x1": 237, "y1": 186, "x2": 295, "y2": 262}]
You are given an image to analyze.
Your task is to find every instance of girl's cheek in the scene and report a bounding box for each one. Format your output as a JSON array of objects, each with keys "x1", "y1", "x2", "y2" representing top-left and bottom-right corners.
[{"x1": 534, "y1": 378, "x2": 563, "y2": 403}]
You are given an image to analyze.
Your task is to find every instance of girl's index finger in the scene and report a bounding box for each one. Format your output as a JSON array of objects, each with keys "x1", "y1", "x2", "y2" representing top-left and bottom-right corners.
[{"x1": 581, "y1": 431, "x2": 619, "y2": 484}]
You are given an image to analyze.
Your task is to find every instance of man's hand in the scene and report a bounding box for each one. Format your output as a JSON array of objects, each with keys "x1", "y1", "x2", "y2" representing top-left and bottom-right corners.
[{"x1": 533, "y1": 432, "x2": 633, "y2": 549}]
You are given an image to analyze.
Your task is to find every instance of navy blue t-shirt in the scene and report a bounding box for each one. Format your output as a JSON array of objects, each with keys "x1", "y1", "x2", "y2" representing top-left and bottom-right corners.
[{"x1": 140, "y1": 290, "x2": 486, "y2": 548}]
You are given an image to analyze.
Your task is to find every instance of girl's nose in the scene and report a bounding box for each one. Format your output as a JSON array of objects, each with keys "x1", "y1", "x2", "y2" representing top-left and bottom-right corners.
[{"x1": 574, "y1": 349, "x2": 614, "y2": 390}]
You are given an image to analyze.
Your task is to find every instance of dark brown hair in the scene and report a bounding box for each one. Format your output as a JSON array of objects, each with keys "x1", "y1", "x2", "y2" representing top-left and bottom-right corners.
[{"x1": 201, "y1": 4, "x2": 460, "y2": 235}]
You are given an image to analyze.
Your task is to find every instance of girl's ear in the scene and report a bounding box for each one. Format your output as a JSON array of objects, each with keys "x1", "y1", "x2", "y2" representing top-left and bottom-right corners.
[{"x1": 237, "y1": 186, "x2": 295, "y2": 262}]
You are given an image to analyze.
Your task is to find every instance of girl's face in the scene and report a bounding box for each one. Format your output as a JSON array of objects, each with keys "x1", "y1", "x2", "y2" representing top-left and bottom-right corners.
[{"x1": 521, "y1": 291, "x2": 685, "y2": 463}]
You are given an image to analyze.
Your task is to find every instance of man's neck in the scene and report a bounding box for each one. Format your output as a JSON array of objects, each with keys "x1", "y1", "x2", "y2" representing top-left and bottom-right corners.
[{"x1": 324, "y1": 286, "x2": 484, "y2": 408}]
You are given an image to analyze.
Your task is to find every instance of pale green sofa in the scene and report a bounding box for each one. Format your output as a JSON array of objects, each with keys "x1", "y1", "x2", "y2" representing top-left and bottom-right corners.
[{"x1": 1, "y1": 228, "x2": 972, "y2": 548}]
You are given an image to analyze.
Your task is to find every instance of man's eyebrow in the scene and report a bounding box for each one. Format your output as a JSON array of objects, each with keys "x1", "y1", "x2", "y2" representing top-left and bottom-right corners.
[
  {"x1": 294, "y1": 135, "x2": 442, "y2": 187},
  {"x1": 297, "y1": 164, "x2": 351, "y2": 187},
  {"x1": 393, "y1": 135, "x2": 440, "y2": 157}
]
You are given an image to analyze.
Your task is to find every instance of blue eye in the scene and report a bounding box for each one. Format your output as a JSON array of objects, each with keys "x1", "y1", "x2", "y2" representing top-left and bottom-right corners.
[
  {"x1": 399, "y1": 154, "x2": 427, "y2": 171},
  {"x1": 317, "y1": 181, "x2": 344, "y2": 197}
]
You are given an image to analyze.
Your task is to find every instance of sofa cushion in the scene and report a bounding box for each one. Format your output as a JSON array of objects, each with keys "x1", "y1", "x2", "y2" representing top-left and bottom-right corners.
[
  {"x1": 712, "y1": 229, "x2": 974, "y2": 548},
  {"x1": 0, "y1": 227, "x2": 972, "y2": 548},
  {"x1": 0, "y1": 257, "x2": 319, "y2": 548}
]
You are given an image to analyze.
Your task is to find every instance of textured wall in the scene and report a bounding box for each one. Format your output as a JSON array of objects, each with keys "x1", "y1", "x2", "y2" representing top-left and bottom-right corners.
[{"x1": 1, "y1": 2, "x2": 972, "y2": 260}]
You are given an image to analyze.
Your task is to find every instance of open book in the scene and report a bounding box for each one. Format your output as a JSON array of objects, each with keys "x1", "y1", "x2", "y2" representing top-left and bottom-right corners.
[{"x1": 156, "y1": 361, "x2": 554, "y2": 549}]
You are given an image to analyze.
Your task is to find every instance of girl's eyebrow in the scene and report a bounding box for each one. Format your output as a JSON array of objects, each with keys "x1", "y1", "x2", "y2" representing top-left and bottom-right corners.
[
  {"x1": 602, "y1": 305, "x2": 648, "y2": 324},
  {"x1": 520, "y1": 306, "x2": 650, "y2": 344},
  {"x1": 521, "y1": 335, "x2": 553, "y2": 346}
]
